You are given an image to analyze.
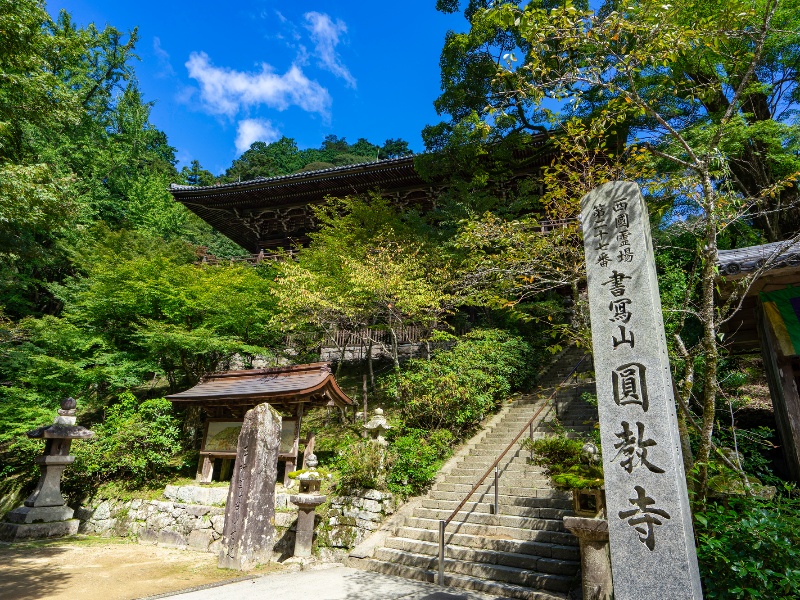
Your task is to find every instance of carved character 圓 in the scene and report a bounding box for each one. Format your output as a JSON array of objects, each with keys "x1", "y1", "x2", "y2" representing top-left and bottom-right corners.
[{"x1": 612, "y1": 363, "x2": 648, "y2": 411}]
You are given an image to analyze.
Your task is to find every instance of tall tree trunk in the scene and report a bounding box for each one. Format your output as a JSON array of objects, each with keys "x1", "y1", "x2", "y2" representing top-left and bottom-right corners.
[
  {"x1": 362, "y1": 373, "x2": 368, "y2": 424},
  {"x1": 673, "y1": 335, "x2": 696, "y2": 474},
  {"x1": 389, "y1": 320, "x2": 400, "y2": 373},
  {"x1": 694, "y1": 173, "x2": 720, "y2": 502},
  {"x1": 367, "y1": 337, "x2": 375, "y2": 390}
]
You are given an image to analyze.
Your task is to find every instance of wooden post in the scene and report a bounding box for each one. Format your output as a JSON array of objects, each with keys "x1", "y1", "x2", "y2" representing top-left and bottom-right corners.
[
  {"x1": 196, "y1": 455, "x2": 214, "y2": 483},
  {"x1": 757, "y1": 301, "x2": 800, "y2": 482},
  {"x1": 302, "y1": 431, "x2": 316, "y2": 469},
  {"x1": 219, "y1": 458, "x2": 233, "y2": 482},
  {"x1": 363, "y1": 374, "x2": 369, "y2": 424},
  {"x1": 283, "y1": 404, "x2": 303, "y2": 486}
]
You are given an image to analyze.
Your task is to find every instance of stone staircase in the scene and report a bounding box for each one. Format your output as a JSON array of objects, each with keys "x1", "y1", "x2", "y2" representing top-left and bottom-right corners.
[{"x1": 350, "y1": 347, "x2": 598, "y2": 599}]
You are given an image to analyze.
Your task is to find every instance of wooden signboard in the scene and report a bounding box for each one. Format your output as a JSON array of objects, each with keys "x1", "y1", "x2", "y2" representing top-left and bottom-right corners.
[
  {"x1": 279, "y1": 418, "x2": 299, "y2": 459},
  {"x1": 201, "y1": 419, "x2": 243, "y2": 455}
]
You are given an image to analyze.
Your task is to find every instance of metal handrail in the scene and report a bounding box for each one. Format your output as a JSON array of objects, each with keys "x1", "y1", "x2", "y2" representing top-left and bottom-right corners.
[{"x1": 437, "y1": 354, "x2": 587, "y2": 585}]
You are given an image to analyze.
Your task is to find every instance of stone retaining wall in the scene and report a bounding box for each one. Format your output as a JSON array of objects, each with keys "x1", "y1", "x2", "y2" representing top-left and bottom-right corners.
[
  {"x1": 75, "y1": 485, "x2": 397, "y2": 557},
  {"x1": 321, "y1": 489, "x2": 397, "y2": 548}
]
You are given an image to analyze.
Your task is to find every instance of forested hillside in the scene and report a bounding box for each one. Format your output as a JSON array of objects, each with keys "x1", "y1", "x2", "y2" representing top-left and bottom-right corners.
[{"x1": 220, "y1": 136, "x2": 412, "y2": 183}]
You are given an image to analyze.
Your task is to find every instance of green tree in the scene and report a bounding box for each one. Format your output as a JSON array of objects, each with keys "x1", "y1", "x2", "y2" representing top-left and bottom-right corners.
[
  {"x1": 379, "y1": 138, "x2": 413, "y2": 159},
  {"x1": 274, "y1": 196, "x2": 455, "y2": 372},
  {"x1": 430, "y1": 0, "x2": 800, "y2": 500},
  {"x1": 179, "y1": 160, "x2": 216, "y2": 187}
]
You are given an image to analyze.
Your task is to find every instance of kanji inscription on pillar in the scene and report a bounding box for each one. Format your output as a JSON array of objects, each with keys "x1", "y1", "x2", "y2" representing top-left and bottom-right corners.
[{"x1": 581, "y1": 181, "x2": 703, "y2": 600}]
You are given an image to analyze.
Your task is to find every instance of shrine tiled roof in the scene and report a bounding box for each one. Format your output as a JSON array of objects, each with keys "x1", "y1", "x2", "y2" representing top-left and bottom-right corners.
[
  {"x1": 717, "y1": 240, "x2": 800, "y2": 276},
  {"x1": 166, "y1": 362, "x2": 353, "y2": 407}
]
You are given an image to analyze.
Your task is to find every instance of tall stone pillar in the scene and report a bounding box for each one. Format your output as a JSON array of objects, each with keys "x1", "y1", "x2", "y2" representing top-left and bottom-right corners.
[{"x1": 581, "y1": 182, "x2": 702, "y2": 599}]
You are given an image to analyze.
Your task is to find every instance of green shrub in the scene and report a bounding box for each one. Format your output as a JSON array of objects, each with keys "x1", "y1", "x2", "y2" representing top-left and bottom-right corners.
[
  {"x1": 64, "y1": 393, "x2": 183, "y2": 498},
  {"x1": 387, "y1": 429, "x2": 454, "y2": 497},
  {"x1": 522, "y1": 434, "x2": 603, "y2": 490},
  {"x1": 713, "y1": 425, "x2": 781, "y2": 487},
  {"x1": 695, "y1": 492, "x2": 800, "y2": 599},
  {"x1": 334, "y1": 440, "x2": 390, "y2": 493},
  {"x1": 386, "y1": 329, "x2": 533, "y2": 435}
]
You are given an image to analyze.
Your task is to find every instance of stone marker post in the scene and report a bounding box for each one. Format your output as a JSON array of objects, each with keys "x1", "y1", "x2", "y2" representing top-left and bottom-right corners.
[
  {"x1": 218, "y1": 403, "x2": 281, "y2": 571},
  {"x1": 581, "y1": 181, "x2": 703, "y2": 599}
]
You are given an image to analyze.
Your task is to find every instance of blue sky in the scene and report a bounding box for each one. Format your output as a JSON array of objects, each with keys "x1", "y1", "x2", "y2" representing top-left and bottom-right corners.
[{"x1": 47, "y1": 1, "x2": 465, "y2": 175}]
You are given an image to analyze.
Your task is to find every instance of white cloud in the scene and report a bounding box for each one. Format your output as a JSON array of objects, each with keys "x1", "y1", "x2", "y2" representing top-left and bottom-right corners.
[
  {"x1": 304, "y1": 12, "x2": 356, "y2": 88},
  {"x1": 153, "y1": 37, "x2": 174, "y2": 77},
  {"x1": 185, "y1": 51, "x2": 331, "y2": 118},
  {"x1": 235, "y1": 119, "x2": 281, "y2": 155}
]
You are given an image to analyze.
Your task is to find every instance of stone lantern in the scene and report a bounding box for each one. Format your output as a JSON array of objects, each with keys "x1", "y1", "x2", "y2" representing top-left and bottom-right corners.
[
  {"x1": 289, "y1": 453, "x2": 326, "y2": 558},
  {"x1": 364, "y1": 407, "x2": 391, "y2": 445},
  {"x1": 0, "y1": 397, "x2": 94, "y2": 541}
]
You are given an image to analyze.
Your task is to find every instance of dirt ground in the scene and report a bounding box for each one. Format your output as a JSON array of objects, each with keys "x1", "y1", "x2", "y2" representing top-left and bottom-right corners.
[{"x1": 0, "y1": 536, "x2": 284, "y2": 600}]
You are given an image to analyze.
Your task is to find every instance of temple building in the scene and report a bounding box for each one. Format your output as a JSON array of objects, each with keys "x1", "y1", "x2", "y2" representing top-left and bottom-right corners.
[
  {"x1": 718, "y1": 241, "x2": 800, "y2": 482},
  {"x1": 168, "y1": 137, "x2": 555, "y2": 253}
]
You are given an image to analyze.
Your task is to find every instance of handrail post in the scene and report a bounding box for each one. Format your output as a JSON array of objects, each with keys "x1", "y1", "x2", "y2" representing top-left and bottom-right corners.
[
  {"x1": 494, "y1": 466, "x2": 499, "y2": 515},
  {"x1": 529, "y1": 421, "x2": 534, "y2": 459},
  {"x1": 438, "y1": 520, "x2": 446, "y2": 585}
]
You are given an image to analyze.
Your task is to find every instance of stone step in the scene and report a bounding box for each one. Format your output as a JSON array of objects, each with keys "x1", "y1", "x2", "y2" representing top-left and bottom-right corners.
[
  {"x1": 431, "y1": 482, "x2": 554, "y2": 495},
  {"x1": 411, "y1": 507, "x2": 567, "y2": 532},
  {"x1": 372, "y1": 547, "x2": 575, "y2": 593},
  {"x1": 449, "y1": 459, "x2": 535, "y2": 471},
  {"x1": 426, "y1": 490, "x2": 572, "y2": 507},
  {"x1": 402, "y1": 516, "x2": 577, "y2": 545},
  {"x1": 354, "y1": 350, "x2": 589, "y2": 599},
  {"x1": 440, "y1": 474, "x2": 552, "y2": 486},
  {"x1": 384, "y1": 536, "x2": 579, "y2": 576},
  {"x1": 396, "y1": 526, "x2": 580, "y2": 561},
  {"x1": 466, "y1": 448, "x2": 532, "y2": 457},
  {"x1": 447, "y1": 465, "x2": 546, "y2": 477},
  {"x1": 428, "y1": 484, "x2": 570, "y2": 500},
  {"x1": 420, "y1": 498, "x2": 571, "y2": 520},
  {"x1": 360, "y1": 557, "x2": 569, "y2": 600},
  {"x1": 453, "y1": 458, "x2": 548, "y2": 471}
]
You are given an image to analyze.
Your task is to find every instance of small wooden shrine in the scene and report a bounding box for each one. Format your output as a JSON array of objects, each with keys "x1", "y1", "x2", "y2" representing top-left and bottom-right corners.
[
  {"x1": 718, "y1": 240, "x2": 800, "y2": 482},
  {"x1": 166, "y1": 362, "x2": 353, "y2": 485}
]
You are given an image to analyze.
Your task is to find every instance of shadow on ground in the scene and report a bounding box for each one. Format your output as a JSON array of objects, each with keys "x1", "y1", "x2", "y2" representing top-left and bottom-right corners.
[
  {"x1": 0, "y1": 542, "x2": 72, "y2": 600},
  {"x1": 341, "y1": 569, "x2": 516, "y2": 600}
]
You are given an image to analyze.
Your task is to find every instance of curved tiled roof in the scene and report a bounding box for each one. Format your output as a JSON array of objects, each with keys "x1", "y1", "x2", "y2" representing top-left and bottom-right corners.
[
  {"x1": 166, "y1": 362, "x2": 353, "y2": 408},
  {"x1": 717, "y1": 240, "x2": 800, "y2": 276},
  {"x1": 169, "y1": 156, "x2": 413, "y2": 194}
]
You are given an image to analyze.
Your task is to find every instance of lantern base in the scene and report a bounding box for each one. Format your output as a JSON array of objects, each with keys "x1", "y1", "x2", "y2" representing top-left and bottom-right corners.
[{"x1": 0, "y1": 518, "x2": 79, "y2": 542}]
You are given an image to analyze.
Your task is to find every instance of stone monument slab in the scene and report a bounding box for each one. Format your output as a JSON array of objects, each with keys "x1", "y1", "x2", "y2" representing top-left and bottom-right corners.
[
  {"x1": 218, "y1": 403, "x2": 281, "y2": 570},
  {"x1": 581, "y1": 181, "x2": 703, "y2": 599}
]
